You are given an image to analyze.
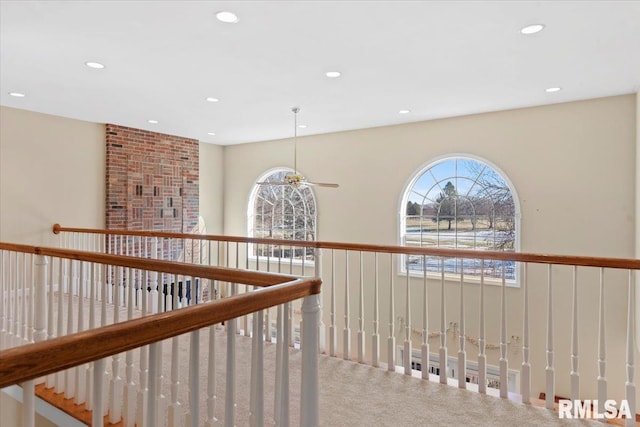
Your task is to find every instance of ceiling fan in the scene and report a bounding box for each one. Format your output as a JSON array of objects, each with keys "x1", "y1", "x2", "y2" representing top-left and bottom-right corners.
[{"x1": 257, "y1": 107, "x2": 339, "y2": 188}]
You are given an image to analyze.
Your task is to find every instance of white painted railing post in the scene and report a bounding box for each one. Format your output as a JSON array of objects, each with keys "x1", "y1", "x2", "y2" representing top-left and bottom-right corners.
[
  {"x1": 499, "y1": 263, "x2": 508, "y2": 398},
  {"x1": 250, "y1": 309, "x2": 264, "y2": 427},
  {"x1": 404, "y1": 255, "x2": 412, "y2": 376},
  {"x1": 521, "y1": 263, "x2": 530, "y2": 403},
  {"x1": 421, "y1": 255, "x2": 429, "y2": 379},
  {"x1": 372, "y1": 253, "x2": 380, "y2": 368},
  {"x1": 225, "y1": 284, "x2": 237, "y2": 427},
  {"x1": 93, "y1": 358, "x2": 106, "y2": 427},
  {"x1": 570, "y1": 266, "x2": 579, "y2": 402},
  {"x1": 625, "y1": 270, "x2": 636, "y2": 427},
  {"x1": 388, "y1": 253, "x2": 396, "y2": 371},
  {"x1": 329, "y1": 250, "x2": 337, "y2": 357},
  {"x1": 343, "y1": 250, "x2": 351, "y2": 361},
  {"x1": 545, "y1": 265, "x2": 555, "y2": 409},
  {"x1": 301, "y1": 293, "x2": 320, "y2": 427},
  {"x1": 598, "y1": 268, "x2": 607, "y2": 406},
  {"x1": 358, "y1": 251, "x2": 365, "y2": 364},
  {"x1": 22, "y1": 254, "x2": 47, "y2": 427},
  {"x1": 478, "y1": 260, "x2": 486, "y2": 394},
  {"x1": 458, "y1": 262, "x2": 466, "y2": 389},
  {"x1": 439, "y1": 259, "x2": 448, "y2": 384},
  {"x1": 314, "y1": 247, "x2": 325, "y2": 354},
  {"x1": 187, "y1": 329, "x2": 200, "y2": 427}
]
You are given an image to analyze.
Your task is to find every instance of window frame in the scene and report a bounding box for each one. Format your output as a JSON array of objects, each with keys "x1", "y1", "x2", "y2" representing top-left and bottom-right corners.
[
  {"x1": 247, "y1": 167, "x2": 318, "y2": 265},
  {"x1": 398, "y1": 154, "x2": 521, "y2": 286}
]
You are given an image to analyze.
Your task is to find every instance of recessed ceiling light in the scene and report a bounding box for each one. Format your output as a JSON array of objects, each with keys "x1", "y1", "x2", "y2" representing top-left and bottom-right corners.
[
  {"x1": 520, "y1": 24, "x2": 545, "y2": 35},
  {"x1": 216, "y1": 11, "x2": 239, "y2": 23},
  {"x1": 147, "y1": 119, "x2": 158, "y2": 124},
  {"x1": 9, "y1": 92, "x2": 25, "y2": 97},
  {"x1": 399, "y1": 109, "x2": 410, "y2": 114},
  {"x1": 325, "y1": 71, "x2": 341, "y2": 78},
  {"x1": 207, "y1": 132, "x2": 216, "y2": 136},
  {"x1": 298, "y1": 125, "x2": 307, "y2": 129},
  {"x1": 545, "y1": 87, "x2": 562, "y2": 93},
  {"x1": 85, "y1": 61, "x2": 105, "y2": 69},
  {"x1": 205, "y1": 97, "x2": 219, "y2": 103}
]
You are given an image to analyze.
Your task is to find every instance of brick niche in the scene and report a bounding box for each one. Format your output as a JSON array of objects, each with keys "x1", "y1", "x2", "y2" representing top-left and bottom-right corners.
[{"x1": 105, "y1": 124, "x2": 199, "y2": 233}]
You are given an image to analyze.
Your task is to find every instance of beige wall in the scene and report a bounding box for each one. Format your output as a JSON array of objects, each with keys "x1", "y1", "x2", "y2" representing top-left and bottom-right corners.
[
  {"x1": 199, "y1": 142, "x2": 225, "y2": 234},
  {"x1": 224, "y1": 95, "x2": 637, "y2": 402},
  {"x1": 0, "y1": 106, "x2": 105, "y2": 245}
]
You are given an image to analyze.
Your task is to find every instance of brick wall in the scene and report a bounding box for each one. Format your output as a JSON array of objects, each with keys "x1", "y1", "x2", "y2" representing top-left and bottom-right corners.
[{"x1": 105, "y1": 124, "x2": 199, "y2": 233}]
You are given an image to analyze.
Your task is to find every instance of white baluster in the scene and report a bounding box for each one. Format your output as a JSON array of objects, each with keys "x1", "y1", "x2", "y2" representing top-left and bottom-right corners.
[
  {"x1": 150, "y1": 238, "x2": 159, "y2": 314},
  {"x1": 148, "y1": 342, "x2": 160, "y2": 427},
  {"x1": 27, "y1": 254, "x2": 33, "y2": 343},
  {"x1": 276, "y1": 302, "x2": 290, "y2": 426},
  {"x1": 55, "y1": 258, "x2": 65, "y2": 392},
  {"x1": 250, "y1": 309, "x2": 264, "y2": 427},
  {"x1": 521, "y1": 263, "x2": 530, "y2": 403},
  {"x1": 109, "y1": 265, "x2": 124, "y2": 423},
  {"x1": 545, "y1": 264, "x2": 555, "y2": 409},
  {"x1": 225, "y1": 284, "x2": 237, "y2": 427},
  {"x1": 372, "y1": 253, "x2": 380, "y2": 368},
  {"x1": 204, "y1": 319, "x2": 217, "y2": 427},
  {"x1": 76, "y1": 261, "x2": 86, "y2": 404},
  {"x1": 65, "y1": 259, "x2": 76, "y2": 398},
  {"x1": 22, "y1": 380, "x2": 35, "y2": 427},
  {"x1": 124, "y1": 268, "x2": 137, "y2": 427},
  {"x1": 478, "y1": 260, "x2": 486, "y2": 394},
  {"x1": 343, "y1": 250, "x2": 351, "y2": 360},
  {"x1": 597, "y1": 268, "x2": 607, "y2": 406},
  {"x1": 137, "y1": 271, "x2": 150, "y2": 427},
  {"x1": 388, "y1": 253, "x2": 396, "y2": 371},
  {"x1": 625, "y1": 270, "x2": 636, "y2": 427},
  {"x1": 404, "y1": 255, "x2": 412, "y2": 375},
  {"x1": 187, "y1": 329, "x2": 200, "y2": 427},
  {"x1": 358, "y1": 251, "x2": 365, "y2": 364},
  {"x1": 301, "y1": 294, "x2": 320, "y2": 427},
  {"x1": 329, "y1": 250, "x2": 337, "y2": 357},
  {"x1": 21, "y1": 253, "x2": 27, "y2": 344},
  {"x1": 570, "y1": 265, "x2": 579, "y2": 402},
  {"x1": 499, "y1": 262, "x2": 508, "y2": 398},
  {"x1": 168, "y1": 274, "x2": 183, "y2": 426},
  {"x1": 93, "y1": 358, "x2": 106, "y2": 427},
  {"x1": 421, "y1": 255, "x2": 429, "y2": 379},
  {"x1": 86, "y1": 264, "x2": 96, "y2": 411},
  {"x1": 274, "y1": 303, "x2": 283, "y2": 425},
  {"x1": 439, "y1": 259, "x2": 447, "y2": 384},
  {"x1": 458, "y1": 261, "x2": 466, "y2": 389}
]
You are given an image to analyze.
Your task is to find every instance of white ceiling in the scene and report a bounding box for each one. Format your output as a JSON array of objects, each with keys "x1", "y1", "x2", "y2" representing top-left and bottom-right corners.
[{"x1": 1, "y1": 1, "x2": 639, "y2": 145}]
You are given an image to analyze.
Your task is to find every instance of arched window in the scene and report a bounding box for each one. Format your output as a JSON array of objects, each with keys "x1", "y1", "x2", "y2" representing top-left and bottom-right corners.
[
  {"x1": 400, "y1": 156, "x2": 519, "y2": 281},
  {"x1": 248, "y1": 168, "x2": 317, "y2": 261}
]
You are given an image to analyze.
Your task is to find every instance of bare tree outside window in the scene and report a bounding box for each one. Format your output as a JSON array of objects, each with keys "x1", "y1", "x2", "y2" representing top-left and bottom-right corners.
[{"x1": 402, "y1": 157, "x2": 518, "y2": 280}]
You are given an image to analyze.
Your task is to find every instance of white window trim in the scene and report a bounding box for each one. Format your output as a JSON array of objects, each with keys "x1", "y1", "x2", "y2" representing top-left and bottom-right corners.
[{"x1": 398, "y1": 154, "x2": 521, "y2": 287}]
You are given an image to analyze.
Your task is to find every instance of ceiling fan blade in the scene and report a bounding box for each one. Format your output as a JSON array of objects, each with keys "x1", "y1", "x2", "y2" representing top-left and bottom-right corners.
[
  {"x1": 256, "y1": 181, "x2": 290, "y2": 186},
  {"x1": 306, "y1": 181, "x2": 340, "y2": 188}
]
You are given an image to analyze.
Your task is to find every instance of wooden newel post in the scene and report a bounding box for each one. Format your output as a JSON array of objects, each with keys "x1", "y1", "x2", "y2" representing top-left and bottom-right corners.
[{"x1": 300, "y1": 293, "x2": 320, "y2": 427}]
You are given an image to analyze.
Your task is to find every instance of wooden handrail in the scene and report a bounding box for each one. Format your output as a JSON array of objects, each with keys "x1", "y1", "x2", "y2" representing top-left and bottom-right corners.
[
  {"x1": 0, "y1": 242, "x2": 297, "y2": 287},
  {"x1": 53, "y1": 224, "x2": 640, "y2": 270},
  {"x1": 0, "y1": 277, "x2": 321, "y2": 388}
]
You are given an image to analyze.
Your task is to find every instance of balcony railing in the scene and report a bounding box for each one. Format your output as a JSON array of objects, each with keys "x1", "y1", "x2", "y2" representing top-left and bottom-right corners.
[
  {"x1": 52, "y1": 224, "x2": 640, "y2": 425},
  {"x1": 0, "y1": 240, "x2": 321, "y2": 427}
]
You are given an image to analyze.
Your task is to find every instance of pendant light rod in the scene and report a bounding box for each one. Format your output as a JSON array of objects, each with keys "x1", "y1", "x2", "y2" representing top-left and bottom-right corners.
[{"x1": 292, "y1": 106, "x2": 300, "y2": 175}]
